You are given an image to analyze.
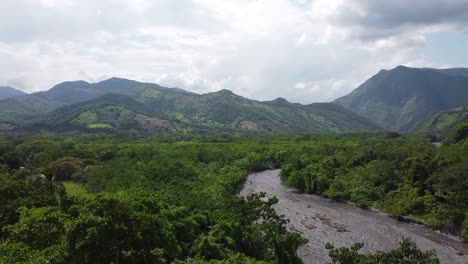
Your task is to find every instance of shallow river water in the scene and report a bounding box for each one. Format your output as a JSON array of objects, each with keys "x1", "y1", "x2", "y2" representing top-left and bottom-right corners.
[{"x1": 240, "y1": 170, "x2": 468, "y2": 264}]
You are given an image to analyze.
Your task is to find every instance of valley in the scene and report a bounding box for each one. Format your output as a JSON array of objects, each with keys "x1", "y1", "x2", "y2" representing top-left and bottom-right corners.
[
  {"x1": 241, "y1": 170, "x2": 468, "y2": 264},
  {"x1": 3, "y1": 2, "x2": 468, "y2": 263},
  {"x1": 2, "y1": 132, "x2": 466, "y2": 263}
]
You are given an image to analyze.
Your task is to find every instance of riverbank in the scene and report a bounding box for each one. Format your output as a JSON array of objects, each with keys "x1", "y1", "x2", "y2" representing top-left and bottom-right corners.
[
  {"x1": 341, "y1": 197, "x2": 464, "y2": 243},
  {"x1": 240, "y1": 170, "x2": 468, "y2": 264}
]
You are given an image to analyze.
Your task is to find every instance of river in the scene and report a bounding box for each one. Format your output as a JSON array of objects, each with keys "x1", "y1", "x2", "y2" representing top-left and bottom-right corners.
[{"x1": 240, "y1": 170, "x2": 468, "y2": 264}]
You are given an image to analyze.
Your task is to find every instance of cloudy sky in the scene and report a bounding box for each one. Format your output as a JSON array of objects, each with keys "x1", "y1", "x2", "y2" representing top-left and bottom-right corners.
[{"x1": 1, "y1": 0, "x2": 468, "y2": 103}]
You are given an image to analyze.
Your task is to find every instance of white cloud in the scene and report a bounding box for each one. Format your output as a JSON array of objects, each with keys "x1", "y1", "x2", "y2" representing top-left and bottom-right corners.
[
  {"x1": 295, "y1": 33, "x2": 307, "y2": 46},
  {"x1": 0, "y1": 0, "x2": 466, "y2": 103}
]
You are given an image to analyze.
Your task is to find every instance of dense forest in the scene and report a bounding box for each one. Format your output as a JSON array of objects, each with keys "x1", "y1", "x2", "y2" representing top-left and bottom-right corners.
[
  {"x1": 281, "y1": 124, "x2": 468, "y2": 241},
  {"x1": 0, "y1": 133, "x2": 307, "y2": 263},
  {"x1": 0, "y1": 130, "x2": 460, "y2": 263}
]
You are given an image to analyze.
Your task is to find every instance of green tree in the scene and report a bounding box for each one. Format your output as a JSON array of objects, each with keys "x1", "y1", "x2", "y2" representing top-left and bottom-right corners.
[{"x1": 326, "y1": 238, "x2": 439, "y2": 264}]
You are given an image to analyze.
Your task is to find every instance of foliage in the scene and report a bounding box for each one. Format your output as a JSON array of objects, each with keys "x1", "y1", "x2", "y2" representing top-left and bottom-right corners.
[
  {"x1": 280, "y1": 132, "x2": 468, "y2": 241},
  {"x1": 326, "y1": 238, "x2": 439, "y2": 264},
  {"x1": 412, "y1": 105, "x2": 468, "y2": 139},
  {"x1": 0, "y1": 132, "x2": 448, "y2": 263},
  {"x1": 0, "y1": 133, "x2": 308, "y2": 263},
  {"x1": 444, "y1": 122, "x2": 468, "y2": 144}
]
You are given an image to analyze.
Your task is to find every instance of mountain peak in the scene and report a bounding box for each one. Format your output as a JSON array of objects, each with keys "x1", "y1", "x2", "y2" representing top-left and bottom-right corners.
[
  {"x1": 376, "y1": 65, "x2": 410, "y2": 76},
  {"x1": 335, "y1": 66, "x2": 468, "y2": 131},
  {"x1": 0, "y1": 86, "x2": 27, "y2": 100},
  {"x1": 389, "y1": 65, "x2": 415, "y2": 74},
  {"x1": 217, "y1": 89, "x2": 235, "y2": 94},
  {"x1": 266, "y1": 97, "x2": 290, "y2": 105},
  {"x1": 99, "y1": 77, "x2": 136, "y2": 84},
  {"x1": 273, "y1": 97, "x2": 289, "y2": 103},
  {"x1": 0, "y1": 86, "x2": 25, "y2": 92},
  {"x1": 395, "y1": 65, "x2": 409, "y2": 70},
  {"x1": 107, "y1": 77, "x2": 129, "y2": 81},
  {"x1": 209, "y1": 89, "x2": 243, "y2": 98},
  {"x1": 50, "y1": 80, "x2": 90, "y2": 90}
]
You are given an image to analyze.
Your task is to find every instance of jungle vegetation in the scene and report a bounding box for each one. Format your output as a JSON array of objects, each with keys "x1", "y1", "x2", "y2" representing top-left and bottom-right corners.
[
  {"x1": 281, "y1": 127, "x2": 468, "y2": 242},
  {"x1": 0, "y1": 130, "x2": 459, "y2": 263}
]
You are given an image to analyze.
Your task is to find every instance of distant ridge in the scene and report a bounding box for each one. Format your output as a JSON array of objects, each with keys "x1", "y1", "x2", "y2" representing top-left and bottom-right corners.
[
  {"x1": 334, "y1": 65, "x2": 468, "y2": 131},
  {"x1": 0, "y1": 77, "x2": 381, "y2": 133},
  {"x1": 0, "y1": 86, "x2": 26, "y2": 100}
]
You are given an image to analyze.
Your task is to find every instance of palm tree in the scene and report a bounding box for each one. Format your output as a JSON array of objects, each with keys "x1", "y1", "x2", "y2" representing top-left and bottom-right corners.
[{"x1": 29, "y1": 173, "x2": 66, "y2": 198}]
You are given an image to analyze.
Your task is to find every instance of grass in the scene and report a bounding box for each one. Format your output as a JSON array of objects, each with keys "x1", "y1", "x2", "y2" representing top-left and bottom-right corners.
[{"x1": 73, "y1": 110, "x2": 97, "y2": 125}]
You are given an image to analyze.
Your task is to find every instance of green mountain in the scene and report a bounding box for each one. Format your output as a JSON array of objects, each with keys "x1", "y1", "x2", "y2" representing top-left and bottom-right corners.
[
  {"x1": 0, "y1": 86, "x2": 26, "y2": 100},
  {"x1": 33, "y1": 93, "x2": 192, "y2": 132},
  {"x1": 182, "y1": 89, "x2": 378, "y2": 132},
  {"x1": 334, "y1": 66, "x2": 468, "y2": 131},
  {"x1": 14, "y1": 78, "x2": 381, "y2": 133},
  {"x1": 412, "y1": 104, "x2": 468, "y2": 137},
  {"x1": 0, "y1": 98, "x2": 34, "y2": 131},
  {"x1": 16, "y1": 77, "x2": 195, "y2": 113}
]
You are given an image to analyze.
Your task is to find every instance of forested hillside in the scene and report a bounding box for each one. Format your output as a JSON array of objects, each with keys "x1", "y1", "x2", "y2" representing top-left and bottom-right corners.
[
  {"x1": 335, "y1": 66, "x2": 468, "y2": 131},
  {"x1": 0, "y1": 78, "x2": 382, "y2": 133},
  {"x1": 412, "y1": 104, "x2": 468, "y2": 138}
]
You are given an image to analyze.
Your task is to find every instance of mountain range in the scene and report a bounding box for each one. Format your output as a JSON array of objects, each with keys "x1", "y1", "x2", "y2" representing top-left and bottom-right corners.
[
  {"x1": 0, "y1": 78, "x2": 381, "y2": 133},
  {"x1": 1, "y1": 65, "x2": 467, "y2": 134},
  {"x1": 334, "y1": 66, "x2": 468, "y2": 131}
]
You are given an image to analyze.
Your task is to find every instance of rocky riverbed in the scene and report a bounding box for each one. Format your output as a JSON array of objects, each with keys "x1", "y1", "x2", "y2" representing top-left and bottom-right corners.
[{"x1": 240, "y1": 170, "x2": 468, "y2": 264}]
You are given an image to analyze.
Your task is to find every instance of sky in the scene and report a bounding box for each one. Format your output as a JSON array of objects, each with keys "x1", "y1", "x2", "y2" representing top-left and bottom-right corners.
[{"x1": 1, "y1": 0, "x2": 467, "y2": 103}]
